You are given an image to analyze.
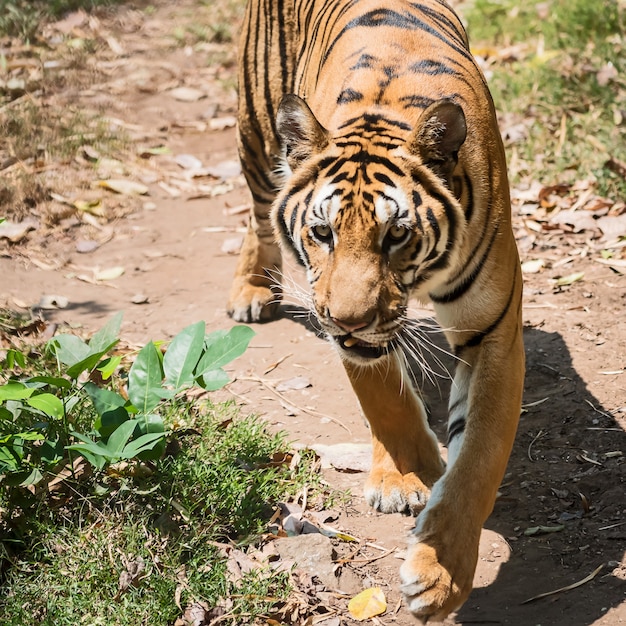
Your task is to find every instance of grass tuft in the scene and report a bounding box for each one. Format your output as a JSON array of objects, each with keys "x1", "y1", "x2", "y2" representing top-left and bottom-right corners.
[
  {"x1": 1, "y1": 402, "x2": 315, "y2": 624},
  {"x1": 466, "y1": 0, "x2": 626, "y2": 198}
]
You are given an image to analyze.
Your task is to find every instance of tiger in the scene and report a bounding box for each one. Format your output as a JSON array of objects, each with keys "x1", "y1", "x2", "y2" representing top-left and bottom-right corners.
[{"x1": 227, "y1": 0, "x2": 525, "y2": 621}]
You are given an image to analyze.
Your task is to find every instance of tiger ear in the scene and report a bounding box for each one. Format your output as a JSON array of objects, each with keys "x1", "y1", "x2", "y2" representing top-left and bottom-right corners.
[
  {"x1": 409, "y1": 100, "x2": 466, "y2": 179},
  {"x1": 277, "y1": 94, "x2": 330, "y2": 171}
]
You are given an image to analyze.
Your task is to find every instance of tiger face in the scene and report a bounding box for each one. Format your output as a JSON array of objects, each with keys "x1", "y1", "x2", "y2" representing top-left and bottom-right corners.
[{"x1": 272, "y1": 95, "x2": 468, "y2": 364}]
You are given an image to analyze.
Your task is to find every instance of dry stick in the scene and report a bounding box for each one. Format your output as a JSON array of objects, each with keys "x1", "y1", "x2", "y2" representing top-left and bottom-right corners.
[
  {"x1": 337, "y1": 547, "x2": 396, "y2": 565},
  {"x1": 238, "y1": 375, "x2": 353, "y2": 434},
  {"x1": 521, "y1": 563, "x2": 605, "y2": 604},
  {"x1": 584, "y1": 399, "x2": 615, "y2": 420},
  {"x1": 527, "y1": 429, "x2": 546, "y2": 462}
]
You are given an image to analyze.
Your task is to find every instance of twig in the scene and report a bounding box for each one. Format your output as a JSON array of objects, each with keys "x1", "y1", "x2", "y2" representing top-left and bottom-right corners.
[
  {"x1": 598, "y1": 521, "x2": 626, "y2": 531},
  {"x1": 337, "y1": 547, "x2": 396, "y2": 565},
  {"x1": 238, "y1": 375, "x2": 352, "y2": 434},
  {"x1": 584, "y1": 399, "x2": 614, "y2": 420},
  {"x1": 521, "y1": 563, "x2": 605, "y2": 604},
  {"x1": 263, "y1": 353, "x2": 292, "y2": 375},
  {"x1": 527, "y1": 429, "x2": 546, "y2": 462}
]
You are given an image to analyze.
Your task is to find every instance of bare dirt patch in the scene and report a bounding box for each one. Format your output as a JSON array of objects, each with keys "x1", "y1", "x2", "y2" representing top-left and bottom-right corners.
[{"x1": 1, "y1": 2, "x2": 625, "y2": 624}]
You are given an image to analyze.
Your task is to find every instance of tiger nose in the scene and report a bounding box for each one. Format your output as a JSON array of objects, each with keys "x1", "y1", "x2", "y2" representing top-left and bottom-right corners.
[{"x1": 331, "y1": 316, "x2": 371, "y2": 333}]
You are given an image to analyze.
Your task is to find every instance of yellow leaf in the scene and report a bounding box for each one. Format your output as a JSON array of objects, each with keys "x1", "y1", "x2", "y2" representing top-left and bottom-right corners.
[
  {"x1": 555, "y1": 272, "x2": 584, "y2": 286},
  {"x1": 98, "y1": 179, "x2": 149, "y2": 196},
  {"x1": 348, "y1": 587, "x2": 387, "y2": 621}
]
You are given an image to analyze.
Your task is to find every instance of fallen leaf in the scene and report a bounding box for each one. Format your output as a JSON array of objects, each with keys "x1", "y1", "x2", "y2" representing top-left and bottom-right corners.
[
  {"x1": 521, "y1": 259, "x2": 545, "y2": 274},
  {"x1": 75, "y1": 239, "x2": 100, "y2": 253},
  {"x1": 169, "y1": 86, "x2": 205, "y2": 102},
  {"x1": 131, "y1": 293, "x2": 149, "y2": 304},
  {"x1": 596, "y1": 213, "x2": 626, "y2": 240},
  {"x1": 554, "y1": 272, "x2": 584, "y2": 286},
  {"x1": 311, "y1": 443, "x2": 372, "y2": 472},
  {"x1": 221, "y1": 236, "x2": 243, "y2": 254},
  {"x1": 0, "y1": 219, "x2": 38, "y2": 242},
  {"x1": 348, "y1": 587, "x2": 387, "y2": 621},
  {"x1": 209, "y1": 116, "x2": 236, "y2": 130},
  {"x1": 276, "y1": 376, "x2": 311, "y2": 392},
  {"x1": 98, "y1": 179, "x2": 149, "y2": 196},
  {"x1": 175, "y1": 154, "x2": 203, "y2": 170},
  {"x1": 75, "y1": 199, "x2": 106, "y2": 217},
  {"x1": 38, "y1": 295, "x2": 69, "y2": 309},
  {"x1": 550, "y1": 209, "x2": 598, "y2": 233},
  {"x1": 94, "y1": 266, "x2": 125, "y2": 281},
  {"x1": 203, "y1": 159, "x2": 241, "y2": 179}
]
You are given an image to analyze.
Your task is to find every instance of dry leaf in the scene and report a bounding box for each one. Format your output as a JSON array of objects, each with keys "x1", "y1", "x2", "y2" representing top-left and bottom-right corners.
[
  {"x1": 0, "y1": 219, "x2": 38, "y2": 242},
  {"x1": 98, "y1": 179, "x2": 149, "y2": 196},
  {"x1": 276, "y1": 376, "x2": 311, "y2": 392},
  {"x1": 209, "y1": 116, "x2": 236, "y2": 130},
  {"x1": 555, "y1": 272, "x2": 584, "y2": 286},
  {"x1": 221, "y1": 236, "x2": 243, "y2": 255},
  {"x1": 521, "y1": 259, "x2": 545, "y2": 274},
  {"x1": 95, "y1": 266, "x2": 125, "y2": 281},
  {"x1": 38, "y1": 295, "x2": 69, "y2": 309},
  {"x1": 169, "y1": 86, "x2": 205, "y2": 102},
  {"x1": 175, "y1": 154, "x2": 203, "y2": 170},
  {"x1": 348, "y1": 587, "x2": 387, "y2": 621}
]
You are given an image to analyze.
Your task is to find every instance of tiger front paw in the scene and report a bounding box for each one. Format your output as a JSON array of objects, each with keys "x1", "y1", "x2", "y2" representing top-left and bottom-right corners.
[
  {"x1": 364, "y1": 468, "x2": 431, "y2": 514},
  {"x1": 399, "y1": 527, "x2": 477, "y2": 623},
  {"x1": 227, "y1": 280, "x2": 281, "y2": 323}
]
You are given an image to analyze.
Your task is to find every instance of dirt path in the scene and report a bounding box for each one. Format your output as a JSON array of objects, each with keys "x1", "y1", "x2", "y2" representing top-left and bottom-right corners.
[{"x1": 1, "y1": 2, "x2": 625, "y2": 624}]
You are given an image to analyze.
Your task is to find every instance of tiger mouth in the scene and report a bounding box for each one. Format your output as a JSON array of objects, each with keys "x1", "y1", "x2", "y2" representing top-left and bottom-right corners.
[{"x1": 336, "y1": 335, "x2": 388, "y2": 360}]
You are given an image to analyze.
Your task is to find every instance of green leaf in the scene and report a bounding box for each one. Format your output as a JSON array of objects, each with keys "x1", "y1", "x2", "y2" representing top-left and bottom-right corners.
[
  {"x1": 66, "y1": 439, "x2": 108, "y2": 470},
  {"x1": 48, "y1": 334, "x2": 90, "y2": 367},
  {"x1": 88, "y1": 312, "x2": 122, "y2": 353},
  {"x1": 105, "y1": 420, "x2": 139, "y2": 458},
  {"x1": 0, "y1": 382, "x2": 34, "y2": 401},
  {"x1": 19, "y1": 467, "x2": 44, "y2": 487},
  {"x1": 66, "y1": 347, "x2": 116, "y2": 380},
  {"x1": 121, "y1": 432, "x2": 167, "y2": 459},
  {"x1": 200, "y1": 368, "x2": 231, "y2": 391},
  {"x1": 26, "y1": 393, "x2": 64, "y2": 419},
  {"x1": 39, "y1": 438, "x2": 64, "y2": 466},
  {"x1": 136, "y1": 413, "x2": 166, "y2": 460},
  {"x1": 27, "y1": 375, "x2": 72, "y2": 389},
  {"x1": 83, "y1": 382, "x2": 127, "y2": 415},
  {"x1": 195, "y1": 326, "x2": 255, "y2": 376},
  {"x1": 163, "y1": 321, "x2": 206, "y2": 390},
  {"x1": 0, "y1": 432, "x2": 44, "y2": 443},
  {"x1": 3, "y1": 349, "x2": 26, "y2": 369},
  {"x1": 0, "y1": 446, "x2": 21, "y2": 472},
  {"x1": 83, "y1": 382, "x2": 130, "y2": 437},
  {"x1": 97, "y1": 355, "x2": 123, "y2": 380},
  {"x1": 128, "y1": 342, "x2": 164, "y2": 413}
]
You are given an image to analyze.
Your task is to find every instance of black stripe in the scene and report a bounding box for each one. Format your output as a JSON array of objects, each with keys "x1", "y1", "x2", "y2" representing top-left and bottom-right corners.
[
  {"x1": 457, "y1": 266, "x2": 520, "y2": 350},
  {"x1": 337, "y1": 88, "x2": 364, "y2": 104},
  {"x1": 447, "y1": 418, "x2": 466, "y2": 445},
  {"x1": 429, "y1": 222, "x2": 499, "y2": 304}
]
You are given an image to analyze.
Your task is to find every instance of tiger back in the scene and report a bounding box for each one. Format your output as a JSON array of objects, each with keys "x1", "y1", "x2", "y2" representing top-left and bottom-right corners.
[{"x1": 229, "y1": 0, "x2": 525, "y2": 622}]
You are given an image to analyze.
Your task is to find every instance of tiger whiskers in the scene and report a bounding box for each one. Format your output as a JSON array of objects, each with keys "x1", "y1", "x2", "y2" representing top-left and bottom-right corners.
[
  {"x1": 394, "y1": 315, "x2": 458, "y2": 394},
  {"x1": 260, "y1": 267, "x2": 324, "y2": 333}
]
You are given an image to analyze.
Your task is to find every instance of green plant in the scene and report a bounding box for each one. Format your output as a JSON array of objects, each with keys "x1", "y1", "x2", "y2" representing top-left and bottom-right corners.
[
  {"x1": 466, "y1": 0, "x2": 625, "y2": 198},
  {"x1": 0, "y1": 314, "x2": 255, "y2": 482}
]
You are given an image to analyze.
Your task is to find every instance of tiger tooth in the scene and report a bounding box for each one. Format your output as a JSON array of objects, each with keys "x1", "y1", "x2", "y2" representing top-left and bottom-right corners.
[{"x1": 343, "y1": 337, "x2": 359, "y2": 348}]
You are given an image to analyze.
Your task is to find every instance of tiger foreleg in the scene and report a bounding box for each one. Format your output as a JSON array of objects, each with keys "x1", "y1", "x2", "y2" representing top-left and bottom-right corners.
[
  {"x1": 227, "y1": 204, "x2": 282, "y2": 323},
  {"x1": 344, "y1": 354, "x2": 446, "y2": 515},
  {"x1": 400, "y1": 291, "x2": 524, "y2": 622}
]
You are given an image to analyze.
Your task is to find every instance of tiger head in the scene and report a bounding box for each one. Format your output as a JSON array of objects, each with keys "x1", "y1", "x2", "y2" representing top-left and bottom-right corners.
[{"x1": 272, "y1": 94, "x2": 468, "y2": 364}]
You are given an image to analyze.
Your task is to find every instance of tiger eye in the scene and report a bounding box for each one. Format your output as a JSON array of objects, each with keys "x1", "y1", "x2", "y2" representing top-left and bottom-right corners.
[
  {"x1": 312, "y1": 223, "x2": 332, "y2": 242},
  {"x1": 386, "y1": 224, "x2": 409, "y2": 244}
]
